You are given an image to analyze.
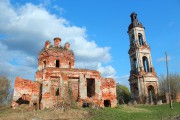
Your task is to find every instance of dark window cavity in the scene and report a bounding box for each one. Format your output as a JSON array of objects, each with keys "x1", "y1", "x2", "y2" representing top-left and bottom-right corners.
[
  {"x1": 87, "y1": 78, "x2": 95, "y2": 97},
  {"x1": 56, "y1": 60, "x2": 59, "y2": 67},
  {"x1": 56, "y1": 88, "x2": 59, "y2": 96},
  {"x1": 16, "y1": 94, "x2": 30, "y2": 105},
  {"x1": 104, "y1": 100, "x2": 111, "y2": 107}
]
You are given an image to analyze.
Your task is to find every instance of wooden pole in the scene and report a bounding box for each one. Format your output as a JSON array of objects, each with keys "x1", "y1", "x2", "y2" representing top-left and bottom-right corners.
[{"x1": 165, "y1": 52, "x2": 172, "y2": 109}]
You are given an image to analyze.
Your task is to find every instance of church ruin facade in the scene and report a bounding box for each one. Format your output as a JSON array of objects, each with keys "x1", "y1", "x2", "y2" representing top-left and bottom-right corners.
[
  {"x1": 12, "y1": 38, "x2": 117, "y2": 109},
  {"x1": 11, "y1": 12, "x2": 161, "y2": 108},
  {"x1": 128, "y1": 13, "x2": 159, "y2": 103}
]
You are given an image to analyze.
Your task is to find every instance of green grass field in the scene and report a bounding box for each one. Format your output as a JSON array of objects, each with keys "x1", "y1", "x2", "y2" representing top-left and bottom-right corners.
[
  {"x1": 0, "y1": 103, "x2": 180, "y2": 120},
  {"x1": 86, "y1": 102, "x2": 180, "y2": 120}
]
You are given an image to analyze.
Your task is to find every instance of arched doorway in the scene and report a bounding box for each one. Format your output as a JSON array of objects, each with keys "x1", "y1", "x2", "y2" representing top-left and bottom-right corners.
[
  {"x1": 131, "y1": 83, "x2": 139, "y2": 100},
  {"x1": 147, "y1": 85, "x2": 155, "y2": 104}
]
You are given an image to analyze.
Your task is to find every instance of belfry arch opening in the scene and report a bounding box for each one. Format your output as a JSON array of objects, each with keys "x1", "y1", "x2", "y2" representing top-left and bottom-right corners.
[
  {"x1": 138, "y1": 33, "x2": 144, "y2": 46},
  {"x1": 142, "y1": 56, "x2": 149, "y2": 72}
]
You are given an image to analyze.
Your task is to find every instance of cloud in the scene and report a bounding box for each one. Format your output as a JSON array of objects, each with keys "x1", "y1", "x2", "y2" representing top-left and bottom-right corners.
[
  {"x1": 97, "y1": 63, "x2": 116, "y2": 78},
  {"x1": 0, "y1": 0, "x2": 114, "y2": 81},
  {"x1": 157, "y1": 56, "x2": 171, "y2": 62},
  {"x1": 41, "y1": 0, "x2": 51, "y2": 7},
  {"x1": 25, "y1": 56, "x2": 37, "y2": 67},
  {"x1": 0, "y1": 42, "x2": 36, "y2": 81},
  {"x1": 53, "y1": 5, "x2": 65, "y2": 15}
]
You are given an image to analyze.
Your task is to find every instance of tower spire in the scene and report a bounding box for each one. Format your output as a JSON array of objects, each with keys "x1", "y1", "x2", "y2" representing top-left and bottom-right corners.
[
  {"x1": 128, "y1": 12, "x2": 144, "y2": 31},
  {"x1": 130, "y1": 12, "x2": 138, "y2": 23}
]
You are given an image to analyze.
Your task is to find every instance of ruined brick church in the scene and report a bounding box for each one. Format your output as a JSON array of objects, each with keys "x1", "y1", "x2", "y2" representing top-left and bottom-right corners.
[
  {"x1": 12, "y1": 13, "x2": 160, "y2": 109},
  {"x1": 12, "y1": 38, "x2": 117, "y2": 109}
]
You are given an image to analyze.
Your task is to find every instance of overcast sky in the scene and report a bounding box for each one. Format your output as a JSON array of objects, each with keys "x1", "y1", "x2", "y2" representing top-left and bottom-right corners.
[{"x1": 0, "y1": 0, "x2": 180, "y2": 88}]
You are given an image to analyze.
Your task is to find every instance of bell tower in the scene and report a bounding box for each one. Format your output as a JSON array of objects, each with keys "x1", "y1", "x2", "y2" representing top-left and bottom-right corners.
[{"x1": 128, "y1": 12, "x2": 159, "y2": 103}]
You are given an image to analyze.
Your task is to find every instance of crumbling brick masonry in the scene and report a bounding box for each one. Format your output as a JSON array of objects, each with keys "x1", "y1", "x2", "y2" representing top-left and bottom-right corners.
[{"x1": 12, "y1": 37, "x2": 117, "y2": 109}]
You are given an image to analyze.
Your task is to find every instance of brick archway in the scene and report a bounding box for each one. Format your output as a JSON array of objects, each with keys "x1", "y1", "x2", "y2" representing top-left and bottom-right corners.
[{"x1": 147, "y1": 85, "x2": 155, "y2": 103}]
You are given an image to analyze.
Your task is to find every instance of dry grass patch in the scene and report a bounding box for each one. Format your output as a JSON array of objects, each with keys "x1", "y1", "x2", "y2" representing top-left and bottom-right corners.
[{"x1": 0, "y1": 106, "x2": 88, "y2": 120}]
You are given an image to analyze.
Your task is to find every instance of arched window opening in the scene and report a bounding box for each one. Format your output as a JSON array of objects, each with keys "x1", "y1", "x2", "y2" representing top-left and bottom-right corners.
[
  {"x1": 56, "y1": 60, "x2": 59, "y2": 68},
  {"x1": 138, "y1": 33, "x2": 144, "y2": 46},
  {"x1": 43, "y1": 60, "x2": 46, "y2": 69},
  {"x1": 143, "y1": 56, "x2": 149, "y2": 72}
]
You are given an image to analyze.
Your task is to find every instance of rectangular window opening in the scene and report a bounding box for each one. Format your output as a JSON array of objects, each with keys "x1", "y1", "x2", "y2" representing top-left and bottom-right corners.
[
  {"x1": 87, "y1": 78, "x2": 95, "y2": 97},
  {"x1": 56, "y1": 60, "x2": 59, "y2": 67}
]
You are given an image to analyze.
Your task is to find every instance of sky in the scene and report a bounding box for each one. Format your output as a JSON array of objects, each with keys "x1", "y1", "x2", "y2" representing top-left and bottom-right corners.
[{"x1": 0, "y1": 0, "x2": 180, "y2": 88}]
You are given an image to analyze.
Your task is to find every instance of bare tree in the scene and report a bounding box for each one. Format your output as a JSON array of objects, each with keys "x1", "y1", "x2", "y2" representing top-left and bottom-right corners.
[
  {"x1": 0, "y1": 75, "x2": 10, "y2": 105},
  {"x1": 159, "y1": 73, "x2": 180, "y2": 102}
]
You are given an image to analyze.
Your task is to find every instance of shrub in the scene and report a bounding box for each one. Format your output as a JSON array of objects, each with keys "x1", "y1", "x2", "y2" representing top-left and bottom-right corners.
[{"x1": 116, "y1": 83, "x2": 131, "y2": 104}]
